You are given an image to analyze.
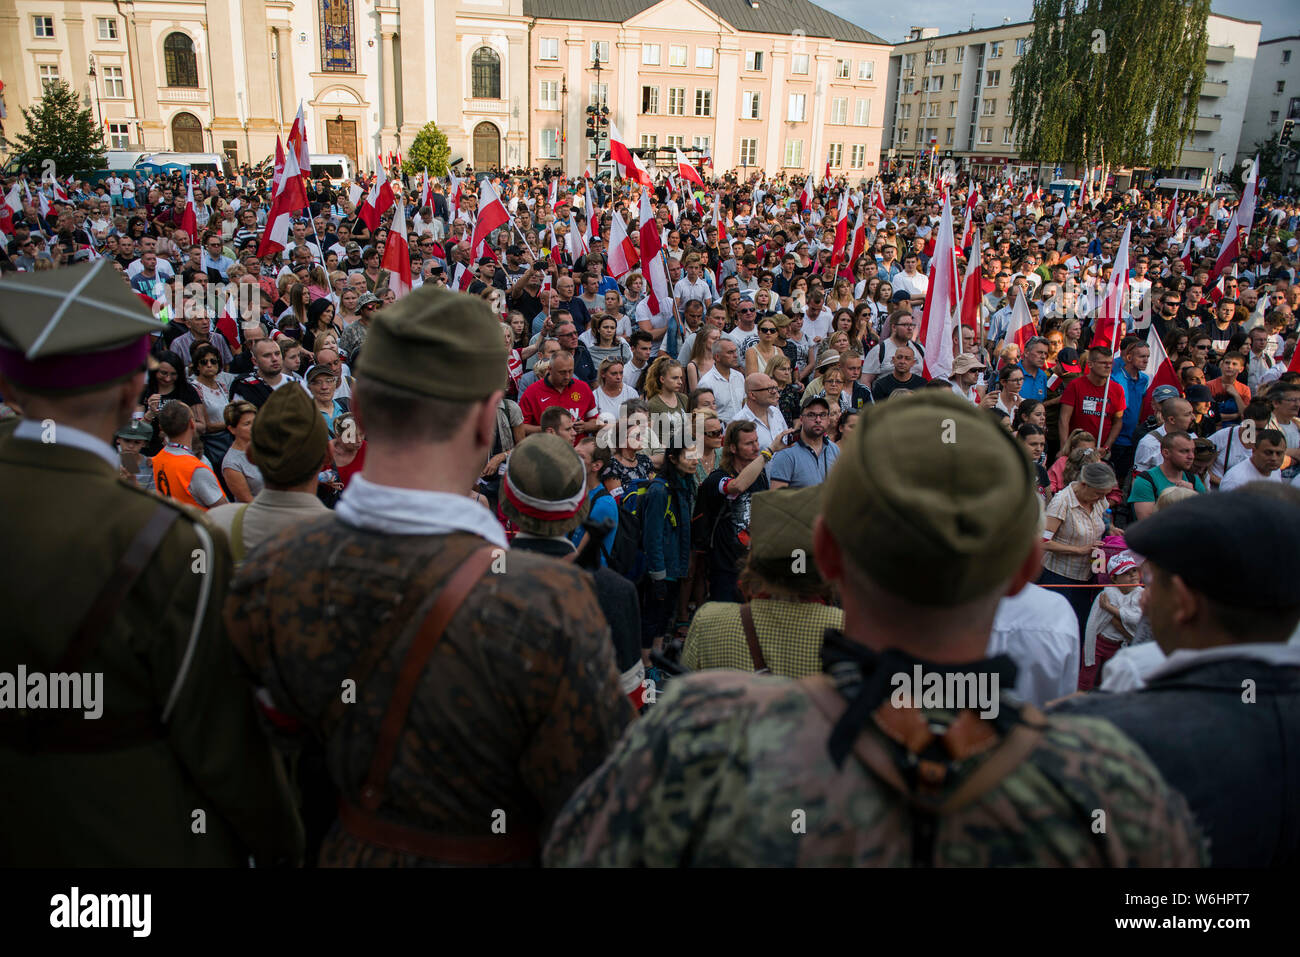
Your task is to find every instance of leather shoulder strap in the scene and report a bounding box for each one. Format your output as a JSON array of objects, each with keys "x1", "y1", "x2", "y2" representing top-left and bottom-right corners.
[
  {"x1": 359, "y1": 545, "x2": 497, "y2": 812},
  {"x1": 738, "y1": 603, "x2": 769, "y2": 674},
  {"x1": 58, "y1": 504, "x2": 181, "y2": 673}
]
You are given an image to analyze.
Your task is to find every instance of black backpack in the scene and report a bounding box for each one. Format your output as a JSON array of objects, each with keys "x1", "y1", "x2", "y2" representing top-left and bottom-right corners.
[{"x1": 591, "y1": 486, "x2": 644, "y2": 580}]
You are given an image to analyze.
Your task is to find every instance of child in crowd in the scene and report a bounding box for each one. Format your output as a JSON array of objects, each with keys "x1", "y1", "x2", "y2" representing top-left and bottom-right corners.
[{"x1": 1079, "y1": 552, "x2": 1145, "y2": 691}]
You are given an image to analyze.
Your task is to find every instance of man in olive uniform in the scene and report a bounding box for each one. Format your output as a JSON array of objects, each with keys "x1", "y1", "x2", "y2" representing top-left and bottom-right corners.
[
  {"x1": 0, "y1": 259, "x2": 303, "y2": 866},
  {"x1": 226, "y1": 285, "x2": 634, "y2": 867},
  {"x1": 545, "y1": 392, "x2": 1206, "y2": 867}
]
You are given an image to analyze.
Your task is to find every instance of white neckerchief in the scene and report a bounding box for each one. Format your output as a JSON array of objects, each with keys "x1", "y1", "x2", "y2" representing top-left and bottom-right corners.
[
  {"x1": 13, "y1": 418, "x2": 118, "y2": 470},
  {"x1": 336, "y1": 473, "x2": 507, "y2": 547}
]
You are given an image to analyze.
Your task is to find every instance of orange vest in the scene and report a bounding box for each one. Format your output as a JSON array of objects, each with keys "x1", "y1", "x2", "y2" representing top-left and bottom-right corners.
[{"x1": 152, "y1": 445, "x2": 216, "y2": 510}]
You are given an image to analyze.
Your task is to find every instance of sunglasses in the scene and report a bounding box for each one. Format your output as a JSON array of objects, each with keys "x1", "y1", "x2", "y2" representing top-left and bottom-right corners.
[
  {"x1": 198, "y1": 358, "x2": 220, "y2": 366},
  {"x1": 704, "y1": 429, "x2": 724, "y2": 438},
  {"x1": 759, "y1": 327, "x2": 777, "y2": 334}
]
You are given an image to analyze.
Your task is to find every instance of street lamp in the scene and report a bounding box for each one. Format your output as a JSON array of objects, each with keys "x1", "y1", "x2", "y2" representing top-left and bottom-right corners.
[
  {"x1": 586, "y1": 53, "x2": 610, "y2": 179},
  {"x1": 87, "y1": 55, "x2": 104, "y2": 143}
]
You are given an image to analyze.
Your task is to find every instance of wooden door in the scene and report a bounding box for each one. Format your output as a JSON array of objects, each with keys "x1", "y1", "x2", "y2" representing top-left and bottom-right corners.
[
  {"x1": 325, "y1": 118, "x2": 358, "y2": 173},
  {"x1": 473, "y1": 122, "x2": 500, "y2": 171}
]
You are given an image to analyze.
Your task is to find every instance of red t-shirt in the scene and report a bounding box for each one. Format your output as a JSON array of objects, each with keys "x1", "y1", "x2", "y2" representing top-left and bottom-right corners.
[
  {"x1": 1061, "y1": 375, "x2": 1126, "y2": 443},
  {"x1": 336, "y1": 442, "x2": 366, "y2": 488},
  {"x1": 519, "y1": 376, "x2": 597, "y2": 427}
]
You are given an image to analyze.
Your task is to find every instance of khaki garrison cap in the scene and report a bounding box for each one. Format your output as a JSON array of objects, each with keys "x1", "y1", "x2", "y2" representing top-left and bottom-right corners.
[
  {"x1": 251, "y1": 384, "x2": 330, "y2": 486},
  {"x1": 354, "y1": 285, "x2": 506, "y2": 400},
  {"x1": 822, "y1": 390, "x2": 1039, "y2": 607},
  {"x1": 748, "y1": 485, "x2": 827, "y2": 594},
  {"x1": 0, "y1": 258, "x2": 160, "y2": 393}
]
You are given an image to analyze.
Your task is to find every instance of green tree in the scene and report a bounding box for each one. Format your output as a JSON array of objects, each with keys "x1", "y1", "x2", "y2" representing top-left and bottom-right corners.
[
  {"x1": 1010, "y1": 0, "x2": 1209, "y2": 186},
  {"x1": 11, "y1": 80, "x2": 107, "y2": 171},
  {"x1": 403, "y1": 122, "x2": 450, "y2": 178}
]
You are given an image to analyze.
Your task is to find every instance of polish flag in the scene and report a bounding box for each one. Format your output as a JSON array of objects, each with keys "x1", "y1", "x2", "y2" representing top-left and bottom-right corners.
[
  {"x1": 1139, "y1": 321, "x2": 1182, "y2": 420},
  {"x1": 1002, "y1": 289, "x2": 1038, "y2": 351},
  {"x1": 565, "y1": 216, "x2": 588, "y2": 261},
  {"x1": 419, "y1": 168, "x2": 432, "y2": 211},
  {"x1": 917, "y1": 195, "x2": 958, "y2": 380},
  {"x1": 287, "y1": 102, "x2": 311, "y2": 188},
  {"x1": 548, "y1": 178, "x2": 561, "y2": 211},
  {"x1": 359, "y1": 158, "x2": 394, "y2": 231},
  {"x1": 798, "y1": 173, "x2": 815, "y2": 210},
  {"x1": 381, "y1": 200, "x2": 413, "y2": 298},
  {"x1": 548, "y1": 223, "x2": 565, "y2": 267},
  {"x1": 1057, "y1": 203, "x2": 1068, "y2": 232},
  {"x1": 585, "y1": 180, "x2": 600, "y2": 238},
  {"x1": 1165, "y1": 190, "x2": 1179, "y2": 231},
  {"x1": 711, "y1": 191, "x2": 727, "y2": 249},
  {"x1": 609, "y1": 124, "x2": 652, "y2": 186},
  {"x1": 607, "y1": 209, "x2": 639, "y2": 278},
  {"x1": 1236, "y1": 155, "x2": 1259, "y2": 238},
  {"x1": 639, "y1": 189, "x2": 671, "y2": 316},
  {"x1": 823, "y1": 158, "x2": 832, "y2": 185},
  {"x1": 849, "y1": 202, "x2": 868, "y2": 267},
  {"x1": 1090, "y1": 223, "x2": 1131, "y2": 351},
  {"x1": 453, "y1": 261, "x2": 476, "y2": 292},
  {"x1": 1289, "y1": 342, "x2": 1300, "y2": 375},
  {"x1": 959, "y1": 239, "x2": 982, "y2": 331},
  {"x1": 256, "y1": 149, "x2": 308, "y2": 258},
  {"x1": 1179, "y1": 233, "x2": 1194, "y2": 274},
  {"x1": 873, "y1": 183, "x2": 888, "y2": 216},
  {"x1": 829, "y1": 190, "x2": 849, "y2": 273},
  {"x1": 675, "y1": 147, "x2": 704, "y2": 190},
  {"x1": 1208, "y1": 264, "x2": 1235, "y2": 304},
  {"x1": 449, "y1": 171, "x2": 463, "y2": 218},
  {"x1": 273, "y1": 136, "x2": 286, "y2": 192},
  {"x1": 1206, "y1": 217, "x2": 1239, "y2": 284},
  {"x1": 179, "y1": 176, "x2": 198, "y2": 245},
  {"x1": 2, "y1": 182, "x2": 19, "y2": 215},
  {"x1": 470, "y1": 178, "x2": 509, "y2": 259}
]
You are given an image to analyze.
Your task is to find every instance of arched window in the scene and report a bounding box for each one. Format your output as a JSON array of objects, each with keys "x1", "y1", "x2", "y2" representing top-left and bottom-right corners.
[
  {"x1": 164, "y1": 33, "x2": 199, "y2": 88},
  {"x1": 471, "y1": 47, "x2": 501, "y2": 99}
]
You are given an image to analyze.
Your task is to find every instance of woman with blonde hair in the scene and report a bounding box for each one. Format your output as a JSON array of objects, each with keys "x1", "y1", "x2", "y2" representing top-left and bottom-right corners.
[
  {"x1": 827, "y1": 278, "x2": 855, "y2": 313},
  {"x1": 1049, "y1": 429, "x2": 1095, "y2": 494},
  {"x1": 766, "y1": 354, "x2": 802, "y2": 426},
  {"x1": 744, "y1": 314, "x2": 783, "y2": 376},
  {"x1": 686, "y1": 326, "x2": 721, "y2": 391},
  {"x1": 645, "y1": 355, "x2": 688, "y2": 446}
]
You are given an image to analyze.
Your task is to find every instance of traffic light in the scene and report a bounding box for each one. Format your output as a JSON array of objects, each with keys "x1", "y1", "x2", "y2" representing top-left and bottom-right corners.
[{"x1": 1281, "y1": 118, "x2": 1295, "y2": 147}]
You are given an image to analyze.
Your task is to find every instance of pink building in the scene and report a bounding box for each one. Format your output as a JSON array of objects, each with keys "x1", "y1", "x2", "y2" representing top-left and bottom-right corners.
[{"x1": 525, "y1": 0, "x2": 889, "y2": 179}]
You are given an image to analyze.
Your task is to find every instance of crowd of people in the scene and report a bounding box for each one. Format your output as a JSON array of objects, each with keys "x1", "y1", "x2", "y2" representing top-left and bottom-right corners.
[{"x1": 1, "y1": 153, "x2": 1297, "y2": 868}]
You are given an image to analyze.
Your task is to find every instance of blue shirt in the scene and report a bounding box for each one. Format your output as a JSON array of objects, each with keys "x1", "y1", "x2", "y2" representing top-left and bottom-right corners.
[
  {"x1": 1110, "y1": 363, "x2": 1150, "y2": 446},
  {"x1": 767, "y1": 436, "x2": 840, "y2": 488},
  {"x1": 1018, "y1": 362, "x2": 1049, "y2": 401},
  {"x1": 571, "y1": 486, "x2": 618, "y2": 566}
]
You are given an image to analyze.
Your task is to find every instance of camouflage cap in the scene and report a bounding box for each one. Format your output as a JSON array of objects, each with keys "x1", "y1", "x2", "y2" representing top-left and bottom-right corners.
[
  {"x1": 250, "y1": 382, "x2": 330, "y2": 485},
  {"x1": 822, "y1": 390, "x2": 1039, "y2": 607},
  {"x1": 747, "y1": 485, "x2": 827, "y2": 594},
  {"x1": 500, "y1": 433, "x2": 591, "y2": 537},
  {"x1": 355, "y1": 285, "x2": 506, "y2": 400}
]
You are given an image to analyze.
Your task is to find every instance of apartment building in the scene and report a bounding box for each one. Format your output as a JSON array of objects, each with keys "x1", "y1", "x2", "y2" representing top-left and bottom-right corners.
[{"x1": 1238, "y1": 34, "x2": 1300, "y2": 163}]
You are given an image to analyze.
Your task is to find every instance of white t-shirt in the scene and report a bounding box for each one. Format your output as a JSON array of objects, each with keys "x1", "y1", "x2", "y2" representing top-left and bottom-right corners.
[
  {"x1": 594, "y1": 383, "x2": 640, "y2": 422},
  {"x1": 893, "y1": 269, "x2": 929, "y2": 300},
  {"x1": 1219, "y1": 457, "x2": 1281, "y2": 491},
  {"x1": 697, "y1": 366, "x2": 746, "y2": 423},
  {"x1": 987, "y1": 584, "x2": 1080, "y2": 707}
]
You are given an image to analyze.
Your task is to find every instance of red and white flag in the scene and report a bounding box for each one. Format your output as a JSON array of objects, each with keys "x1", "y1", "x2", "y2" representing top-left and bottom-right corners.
[
  {"x1": 381, "y1": 200, "x2": 413, "y2": 298},
  {"x1": 798, "y1": 173, "x2": 815, "y2": 211},
  {"x1": 548, "y1": 223, "x2": 564, "y2": 268},
  {"x1": 639, "y1": 190, "x2": 671, "y2": 316},
  {"x1": 849, "y1": 202, "x2": 868, "y2": 267},
  {"x1": 674, "y1": 147, "x2": 704, "y2": 190},
  {"x1": 1002, "y1": 289, "x2": 1038, "y2": 351},
  {"x1": 823, "y1": 158, "x2": 832, "y2": 185},
  {"x1": 565, "y1": 216, "x2": 588, "y2": 261},
  {"x1": 469, "y1": 177, "x2": 509, "y2": 257},
  {"x1": 256, "y1": 148, "x2": 309, "y2": 258},
  {"x1": 873, "y1": 183, "x2": 889, "y2": 217},
  {"x1": 179, "y1": 176, "x2": 198, "y2": 245},
  {"x1": 829, "y1": 190, "x2": 849, "y2": 274},
  {"x1": 609, "y1": 124, "x2": 652, "y2": 186},
  {"x1": 419, "y1": 168, "x2": 432, "y2": 210},
  {"x1": 607, "y1": 209, "x2": 639, "y2": 278},
  {"x1": 273, "y1": 136, "x2": 286, "y2": 193},
  {"x1": 711, "y1": 191, "x2": 727, "y2": 249},
  {"x1": 1207, "y1": 217, "x2": 1239, "y2": 284},
  {"x1": 1165, "y1": 190, "x2": 1179, "y2": 230},
  {"x1": 359, "y1": 157, "x2": 395, "y2": 231},
  {"x1": 287, "y1": 102, "x2": 311, "y2": 188},
  {"x1": 1179, "y1": 233, "x2": 1194, "y2": 274},
  {"x1": 585, "y1": 180, "x2": 600, "y2": 239},
  {"x1": 959, "y1": 239, "x2": 982, "y2": 331},
  {"x1": 1090, "y1": 223, "x2": 1131, "y2": 352},
  {"x1": 1139, "y1": 321, "x2": 1182, "y2": 420},
  {"x1": 547, "y1": 178, "x2": 561, "y2": 211},
  {"x1": 918, "y1": 195, "x2": 958, "y2": 380}
]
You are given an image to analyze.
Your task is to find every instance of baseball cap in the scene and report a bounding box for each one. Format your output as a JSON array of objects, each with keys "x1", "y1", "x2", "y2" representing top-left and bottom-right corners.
[
  {"x1": 1152, "y1": 385, "x2": 1181, "y2": 404},
  {"x1": 1107, "y1": 552, "x2": 1139, "y2": 578}
]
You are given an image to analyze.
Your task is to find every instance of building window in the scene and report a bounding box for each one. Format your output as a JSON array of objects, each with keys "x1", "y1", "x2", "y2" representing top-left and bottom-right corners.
[
  {"x1": 979, "y1": 127, "x2": 992, "y2": 144},
  {"x1": 956, "y1": 47, "x2": 965, "y2": 63},
  {"x1": 320, "y1": 0, "x2": 357, "y2": 72},
  {"x1": 742, "y1": 91, "x2": 761, "y2": 119},
  {"x1": 590, "y1": 83, "x2": 608, "y2": 107},
  {"x1": 1283, "y1": 49, "x2": 1291, "y2": 65},
  {"x1": 898, "y1": 128, "x2": 909, "y2": 143},
  {"x1": 103, "y1": 66, "x2": 125, "y2": 98},
  {"x1": 471, "y1": 47, "x2": 501, "y2": 99},
  {"x1": 667, "y1": 87, "x2": 685, "y2": 115},
  {"x1": 694, "y1": 89, "x2": 713, "y2": 117},
  {"x1": 982, "y1": 99, "x2": 996, "y2": 116},
  {"x1": 924, "y1": 75, "x2": 943, "y2": 92},
  {"x1": 1003, "y1": 127, "x2": 1013, "y2": 145},
  {"x1": 850, "y1": 144, "x2": 865, "y2": 169},
  {"x1": 693, "y1": 135, "x2": 710, "y2": 151},
  {"x1": 830, "y1": 97, "x2": 848, "y2": 124},
  {"x1": 746, "y1": 50, "x2": 764, "y2": 72},
  {"x1": 163, "y1": 33, "x2": 200, "y2": 88},
  {"x1": 109, "y1": 122, "x2": 131, "y2": 149},
  {"x1": 787, "y1": 93, "x2": 806, "y2": 122},
  {"x1": 903, "y1": 54, "x2": 915, "y2": 71},
  {"x1": 858, "y1": 61, "x2": 874, "y2": 81},
  {"x1": 1277, "y1": 80, "x2": 1286, "y2": 94},
  {"x1": 97, "y1": 17, "x2": 118, "y2": 40},
  {"x1": 591, "y1": 40, "x2": 609, "y2": 63},
  {"x1": 948, "y1": 101, "x2": 957, "y2": 117},
  {"x1": 854, "y1": 98, "x2": 870, "y2": 125},
  {"x1": 641, "y1": 86, "x2": 659, "y2": 114},
  {"x1": 945, "y1": 127, "x2": 954, "y2": 145},
  {"x1": 539, "y1": 37, "x2": 559, "y2": 60},
  {"x1": 986, "y1": 70, "x2": 1000, "y2": 87},
  {"x1": 1269, "y1": 110, "x2": 1279, "y2": 123},
  {"x1": 926, "y1": 102, "x2": 940, "y2": 118},
  {"x1": 1015, "y1": 37, "x2": 1028, "y2": 56},
  {"x1": 1006, "y1": 98, "x2": 1014, "y2": 115},
  {"x1": 669, "y1": 45, "x2": 687, "y2": 67},
  {"x1": 828, "y1": 143, "x2": 843, "y2": 167},
  {"x1": 540, "y1": 129, "x2": 560, "y2": 158},
  {"x1": 792, "y1": 54, "x2": 809, "y2": 75},
  {"x1": 666, "y1": 134, "x2": 684, "y2": 149},
  {"x1": 989, "y1": 41, "x2": 1003, "y2": 58},
  {"x1": 901, "y1": 103, "x2": 912, "y2": 120},
  {"x1": 953, "y1": 74, "x2": 961, "y2": 90},
  {"x1": 39, "y1": 65, "x2": 60, "y2": 93},
  {"x1": 783, "y1": 139, "x2": 803, "y2": 168},
  {"x1": 539, "y1": 80, "x2": 559, "y2": 110},
  {"x1": 696, "y1": 47, "x2": 714, "y2": 69},
  {"x1": 642, "y1": 44, "x2": 660, "y2": 66},
  {"x1": 640, "y1": 133, "x2": 657, "y2": 151},
  {"x1": 902, "y1": 78, "x2": 914, "y2": 95},
  {"x1": 739, "y1": 138, "x2": 758, "y2": 166},
  {"x1": 33, "y1": 15, "x2": 54, "y2": 38},
  {"x1": 836, "y1": 59, "x2": 850, "y2": 79}
]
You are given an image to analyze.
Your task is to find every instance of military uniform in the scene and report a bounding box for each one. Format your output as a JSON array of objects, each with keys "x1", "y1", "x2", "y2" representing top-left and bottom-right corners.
[{"x1": 0, "y1": 260, "x2": 303, "y2": 866}]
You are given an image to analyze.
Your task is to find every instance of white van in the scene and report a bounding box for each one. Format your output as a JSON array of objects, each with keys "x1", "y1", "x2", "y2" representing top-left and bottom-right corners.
[
  {"x1": 106, "y1": 150, "x2": 148, "y2": 171},
  {"x1": 1154, "y1": 177, "x2": 1209, "y2": 194},
  {"x1": 309, "y1": 154, "x2": 354, "y2": 185},
  {"x1": 138, "y1": 152, "x2": 233, "y2": 178}
]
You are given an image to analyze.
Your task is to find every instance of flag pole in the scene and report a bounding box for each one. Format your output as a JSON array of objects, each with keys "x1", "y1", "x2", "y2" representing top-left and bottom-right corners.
[{"x1": 510, "y1": 217, "x2": 539, "y2": 262}]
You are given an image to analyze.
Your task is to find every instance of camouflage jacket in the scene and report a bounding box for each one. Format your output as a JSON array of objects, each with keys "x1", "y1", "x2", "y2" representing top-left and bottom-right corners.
[
  {"x1": 544, "y1": 671, "x2": 1207, "y2": 867},
  {"x1": 226, "y1": 522, "x2": 634, "y2": 867}
]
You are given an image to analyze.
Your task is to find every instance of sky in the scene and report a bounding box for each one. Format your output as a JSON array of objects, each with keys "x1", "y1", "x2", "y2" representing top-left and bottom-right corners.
[{"x1": 826, "y1": 1, "x2": 1296, "y2": 45}]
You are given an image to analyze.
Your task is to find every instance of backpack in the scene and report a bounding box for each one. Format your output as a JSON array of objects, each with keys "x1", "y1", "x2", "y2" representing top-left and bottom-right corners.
[{"x1": 591, "y1": 484, "x2": 646, "y2": 580}]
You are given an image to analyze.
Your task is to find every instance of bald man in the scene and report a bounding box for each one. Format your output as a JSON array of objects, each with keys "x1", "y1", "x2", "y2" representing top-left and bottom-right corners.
[
  {"x1": 733, "y1": 372, "x2": 789, "y2": 447},
  {"x1": 1134, "y1": 397, "x2": 1195, "y2": 473}
]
